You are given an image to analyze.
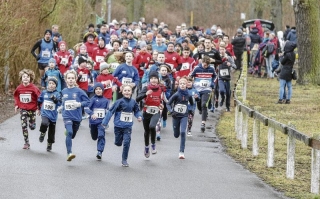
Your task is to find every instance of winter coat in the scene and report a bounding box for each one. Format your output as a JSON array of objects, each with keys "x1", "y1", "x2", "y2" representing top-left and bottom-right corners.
[{"x1": 279, "y1": 41, "x2": 296, "y2": 81}]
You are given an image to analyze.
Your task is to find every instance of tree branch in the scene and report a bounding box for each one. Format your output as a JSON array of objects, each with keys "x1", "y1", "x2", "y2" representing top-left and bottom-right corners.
[{"x1": 40, "y1": 0, "x2": 58, "y2": 22}]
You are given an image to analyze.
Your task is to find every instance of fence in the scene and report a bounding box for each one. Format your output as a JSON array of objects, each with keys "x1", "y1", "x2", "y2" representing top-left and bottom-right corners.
[{"x1": 233, "y1": 52, "x2": 320, "y2": 194}]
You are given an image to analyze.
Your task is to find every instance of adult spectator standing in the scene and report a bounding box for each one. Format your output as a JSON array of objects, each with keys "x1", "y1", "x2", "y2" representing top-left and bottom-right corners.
[
  {"x1": 83, "y1": 24, "x2": 99, "y2": 43},
  {"x1": 31, "y1": 29, "x2": 56, "y2": 80},
  {"x1": 265, "y1": 32, "x2": 278, "y2": 79},
  {"x1": 231, "y1": 29, "x2": 246, "y2": 70},
  {"x1": 51, "y1": 25, "x2": 62, "y2": 42},
  {"x1": 249, "y1": 25, "x2": 262, "y2": 49},
  {"x1": 286, "y1": 27, "x2": 297, "y2": 44},
  {"x1": 283, "y1": 25, "x2": 291, "y2": 41},
  {"x1": 98, "y1": 24, "x2": 110, "y2": 45},
  {"x1": 152, "y1": 35, "x2": 167, "y2": 53}
]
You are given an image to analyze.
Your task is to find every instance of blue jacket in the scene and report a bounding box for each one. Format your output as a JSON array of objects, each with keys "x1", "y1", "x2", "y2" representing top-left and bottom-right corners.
[
  {"x1": 98, "y1": 32, "x2": 110, "y2": 44},
  {"x1": 190, "y1": 64, "x2": 216, "y2": 94},
  {"x1": 84, "y1": 95, "x2": 109, "y2": 125},
  {"x1": 61, "y1": 87, "x2": 90, "y2": 122},
  {"x1": 151, "y1": 44, "x2": 167, "y2": 53},
  {"x1": 41, "y1": 68, "x2": 64, "y2": 92},
  {"x1": 187, "y1": 87, "x2": 199, "y2": 112},
  {"x1": 167, "y1": 89, "x2": 193, "y2": 118},
  {"x1": 286, "y1": 30, "x2": 297, "y2": 43},
  {"x1": 112, "y1": 63, "x2": 140, "y2": 87},
  {"x1": 128, "y1": 38, "x2": 137, "y2": 49},
  {"x1": 38, "y1": 89, "x2": 62, "y2": 122},
  {"x1": 87, "y1": 70, "x2": 98, "y2": 94},
  {"x1": 102, "y1": 97, "x2": 142, "y2": 128}
]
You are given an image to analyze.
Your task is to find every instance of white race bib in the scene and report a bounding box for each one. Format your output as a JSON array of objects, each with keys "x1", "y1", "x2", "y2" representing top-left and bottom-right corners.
[
  {"x1": 110, "y1": 63, "x2": 119, "y2": 70},
  {"x1": 105, "y1": 82, "x2": 112, "y2": 89},
  {"x1": 146, "y1": 106, "x2": 159, "y2": 114},
  {"x1": 79, "y1": 74, "x2": 88, "y2": 82},
  {"x1": 120, "y1": 112, "x2": 133, "y2": 122},
  {"x1": 167, "y1": 63, "x2": 174, "y2": 70},
  {"x1": 20, "y1": 94, "x2": 31, "y2": 103},
  {"x1": 93, "y1": 108, "x2": 105, "y2": 118},
  {"x1": 64, "y1": 100, "x2": 76, "y2": 110},
  {"x1": 199, "y1": 80, "x2": 210, "y2": 87},
  {"x1": 61, "y1": 58, "x2": 68, "y2": 65},
  {"x1": 181, "y1": 63, "x2": 190, "y2": 71},
  {"x1": 43, "y1": 100, "x2": 56, "y2": 111},
  {"x1": 96, "y1": 56, "x2": 104, "y2": 63},
  {"x1": 174, "y1": 104, "x2": 187, "y2": 114},
  {"x1": 122, "y1": 77, "x2": 132, "y2": 85},
  {"x1": 220, "y1": 69, "x2": 229, "y2": 76},
  {"x1": 42, "y1": 50, "x2": 50, "y2": 58}
]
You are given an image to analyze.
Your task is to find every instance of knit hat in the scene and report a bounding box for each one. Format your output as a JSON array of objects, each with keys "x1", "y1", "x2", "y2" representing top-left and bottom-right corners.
[
  {"x1": 44, "y1": 29, "x2": 52, "y2": 36},
  {"x1": 149, "y1": 70, "x2": 159, "y2": 81},
  {"x1": 58, "y1": 41, "x2": 66, "y2": 48},
  {"x1": 48, "y1": 58, "x2": 56, "y2": 65},
  {"x1": 237, "y1": 28, "x2": 243, "y2": 34},
  {"x1": 48, "y1": 77, "x2": 58, "y2": 86},
  {"x1": 139, "y1": 41, "x2": 147, "y2": 49},
  {"x1": 79, "y1": 44, "x2": 87, "y2": 51},
  {"x1": 216, "y1": 29, "x2": 223, "y2": 36},
  {"x1": 78, "y1": 56, "x2": 88, "y2": 65},
  {"x1": 93, "y1": 82, "x2": 104, "y2": 92},
  {"x1": 100, "y1": 62, "x2": 110, "y2": 72}
]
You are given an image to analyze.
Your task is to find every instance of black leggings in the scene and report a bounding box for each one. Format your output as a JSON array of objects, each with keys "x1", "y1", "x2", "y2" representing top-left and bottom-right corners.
[
  {"x1": 39, "y1": 116, "x2": 56, "y2": 144},
  {"x1": 143, "y1": 111, "x2": 160, "y2": 146},
  {"x1": 196, "y1": 92, "x2": 210, "y2": 121}
]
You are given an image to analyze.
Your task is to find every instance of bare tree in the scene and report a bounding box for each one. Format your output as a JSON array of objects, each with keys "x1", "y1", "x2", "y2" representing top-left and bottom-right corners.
[{"x1": 270, "y1": 0, "x2": 282, "y2": 31}]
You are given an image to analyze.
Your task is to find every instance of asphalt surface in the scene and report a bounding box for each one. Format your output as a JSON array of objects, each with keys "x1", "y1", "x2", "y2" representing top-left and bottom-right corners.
[{"x1": 0, "y1": 105, "x2": 290, "y2": 199}]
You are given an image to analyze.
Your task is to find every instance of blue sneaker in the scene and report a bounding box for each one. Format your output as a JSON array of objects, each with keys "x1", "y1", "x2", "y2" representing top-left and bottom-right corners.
[
  {"x1": 151, "y1": 144, "x2": 157, "y2": 154},
  {"x1": 122, "y1": 160, "x2": 129, "y2": 167},
  {"x1": 144, "y1": 146, "x2": 150, "y2": 158},
  {"x1": 209, "y1": 107, "x2": 214, "y2": 112},
  {"x1": 156, "y1": 133, "x2": 161, "y2": 141},
  {"x1": 96, "y1": 151, "x2": 102, "y2": 160},
  {"x1": 162, "y1": 120, "x2": 166, "y2": 128}
]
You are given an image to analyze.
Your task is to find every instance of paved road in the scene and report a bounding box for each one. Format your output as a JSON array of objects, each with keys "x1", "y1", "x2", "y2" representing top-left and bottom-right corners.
[{"x1": 0, "y1": 106, "x2": 290, "y2": 199}]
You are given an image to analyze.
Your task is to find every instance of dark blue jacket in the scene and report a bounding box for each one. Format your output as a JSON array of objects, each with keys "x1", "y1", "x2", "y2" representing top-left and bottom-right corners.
[
  {"x1": 84, "y1": 94, "x2": 109, "y2": 125},
  {"x1": 38, "y1": 89, "x2": 62, "y2": 122},
  {"x1": 249, "y1": 28, "x2": 262, "y2": 49},
  {"x1": 112, "y1": 63, "x2": 140, "y2": 87},
  {"x1": 167, "y1": 89, "x2": 193, "y2": 118}
]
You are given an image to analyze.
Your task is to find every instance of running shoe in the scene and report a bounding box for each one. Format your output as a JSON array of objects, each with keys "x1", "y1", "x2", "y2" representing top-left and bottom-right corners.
[
  {"x1": 39, "y1": 132, "x2": 45, "y2": 143},
  {"x1": 179, "y1": 152, "x2": 185, "y2": 159},
  {"x1": 67, "y1": 153, "x2": 76, "y2": 161},
  {"x1": 187, "y1": 131, "x2": 192, "y2": 136},
  {"x1": 226, "y1": 108, "x2": 231, "y2": 112},
  {"x1": 151, "y1": 144, "x2": 157, "y2": 154},
  {"x1": 162, "y1": 120, "x2": 166, "y2": 128},
  {"x1": 156, "y1": 134, "x2": 161, "y2": 141},
  {"x1": 23, "y1": 143, "x2": 30, "y2": 149},
  {"x1": 215, "y1": 101, "x2": 219, "y2": 108},
  {"x1": 122, "y1": 160, "x2": 129, "y2": 167},
  {"x1": 144, "y1": 146, "x2": 150, "y2": 158},
  {"x1": 96, "y1": 151, "x2": 102, "y2": 160},
  {"x1": 46, "y1": 143, "x2": 52, "y2": 151},
  {"x1": 201, "y1": 123, "x2": 205, "y2": 133}
]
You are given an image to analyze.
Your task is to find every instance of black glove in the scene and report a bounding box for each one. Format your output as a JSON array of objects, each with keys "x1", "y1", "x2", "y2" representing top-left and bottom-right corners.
[
  {"x1": 50, "y1": 95, "x2": 58, "y2": 104},
  {"x1": 139, "y1": 62, "x2": 146, "y2": 68}
]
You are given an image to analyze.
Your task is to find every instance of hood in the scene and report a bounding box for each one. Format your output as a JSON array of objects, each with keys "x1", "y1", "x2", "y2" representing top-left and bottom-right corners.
[
  {"x1": 254, "y1": 20, "x2": 261, "y2": 27},
  {"x1": 284, "y1": 41, "x2": 297, "y2": 53},
  {"x1": 291, "y1": 29, "x2": 296, "y2": 33}
]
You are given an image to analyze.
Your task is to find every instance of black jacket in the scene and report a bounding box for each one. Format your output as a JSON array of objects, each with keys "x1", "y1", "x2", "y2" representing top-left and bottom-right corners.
[
  {"x1": 231, "y1": 35, "x2": 246, "y2": 54},
  {"x1": 279, "y1": 41, "x2": 296, "y2": 81}
]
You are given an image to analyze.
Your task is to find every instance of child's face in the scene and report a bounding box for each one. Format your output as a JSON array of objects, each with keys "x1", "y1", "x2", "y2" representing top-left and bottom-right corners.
[
  {"x1": 80, "y1": 48, "x2": 86, "y2": 54},
  {"x1": 66, "y1": 73, "x2": 76, "y2": 87},
  {"x1": 122, "y1": 86, "x2": 132, "y2": 98},
  {"x1": 49, "y1": 62, "x2": 55, "y2": 68},
  {"x1": 48, "y1": 81, "x2": 57, "y2": 91},
  {"x1": 87, "y1": 63, "x2": 92, "y2": 70},
  {"x1": 21, "y1": 74, "x2": 30, "y2": 84},
  {"x1": 187, "y1": 80, "x2": 193, "y2": 88},
  {"x1": 60, "y1": 43, "x2": 66, "y2": 51},
  {"x1": 179, "y1": 79, "x2": 187, "y2": 90},
  {"x1": 95, "y1": 87, "x2": 103, "y2": 96},
  {"x1": 150, "y1": 77, "x2": 159, "y2": 85},
  {"x1": 160, "y1": 67, "x2": 167, "y2": 76}
]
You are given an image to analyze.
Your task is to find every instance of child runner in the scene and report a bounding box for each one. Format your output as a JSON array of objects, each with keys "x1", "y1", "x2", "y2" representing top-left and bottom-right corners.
[
  {"x1": 186, "y1": 76, "x2": 199, "y2": 136},
  {"x1": 167, "y1": 77, "x2": 194, "y2": 159},
  {"x1": 61, "y1": 70, "x2": 90, "y2": 161},
  {"x1": 84, "y1": 83, "x2": 109, "y2": 160},
  {"x1": 136, "y1": 71, "x2": 164, "y2": 158},
  {"x1": 14, "y1": 69, "x2": 41, "y2": 149},
  {"x1": 37, "y1": 77, "x2": 61, "y2": 151},
  {"x1": 102, "y1": 85, "x2": 142, "y2": 167},
  {"x1": 41, "y1": 58, "x2": 64, "y2": 92}
]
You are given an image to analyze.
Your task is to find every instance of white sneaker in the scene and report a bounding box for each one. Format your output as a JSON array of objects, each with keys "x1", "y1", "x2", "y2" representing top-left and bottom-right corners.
[
  {"x1": 67, "y1": 153, "x2": 76, "y2": 161},
  {"x1": 179, "y1": 152, "x2": 185, "y2": 159},
  {"x1": 151, "y1": 144, "x2": 157, "y2": 154},
  {"x1": 187, "y1": 132, "x2": 192, "y2": 136}
]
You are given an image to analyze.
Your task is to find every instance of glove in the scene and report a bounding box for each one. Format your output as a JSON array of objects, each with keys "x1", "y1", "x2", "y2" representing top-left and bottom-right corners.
[
  {"x1": 57, "y1": 106, "x2": 62, "y2": 114},
  {"x1": 74, "y1": 102, "x2": 81, "y2": 108},
  {"x1": 50, "y1": 95, "x2": 58, "y2": 104},
  {"x1": 139, "y1": 62, "x2": 146, "y2": 68}
]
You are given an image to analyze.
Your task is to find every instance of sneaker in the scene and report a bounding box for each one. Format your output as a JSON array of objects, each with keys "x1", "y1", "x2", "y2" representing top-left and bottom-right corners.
[
  {"x1": 67, "y1": 153, "x2": 76, "y2": 161},
  {"x1": 179, "y1": 152, "x2": 185, "y2": 159},
  {"x1": 39, "y1": 132, "x2": 45, "y2": 143},
  {"x1": 226, "y1": 108, "x2": 230, "y2": 112},
  {"x1": 187, "y1": 131, "x2": 192, "y2": 136},
  {"x1": 209, "y1": 107, "x2": 214, "y2": 112},
  {"x1": 276, "y1": 99, "x2": 283, "y2": 104},
  {"x1": 122, "y1": 160, "x2": 129, "y2": 167},
  {"x1": 151, "y1": 144, "x2": 157, "y2": 154},
  {"x1": 162, "y1": 120, "x2": 166, "y2": 128},
  {"x1": 96, "y1": 151, "x2": 102, "y2": 160},
  {"x1": 46, "y1": 143, "x2": 52, "y2": 151},
  {"x1": 285, "y1": 100, "x2": 290, "y2": 104},
  {"x1": 82, "y1": 116, "x2": 87, "y2": 120},
  {"x1": 23, "y1": 143, "x2": 30, "y2": 149},
  {"x1": 199, "y1": 110, "x2": 202, "y2": 115},
  {"x1": 215, "y1": 101, "x2": 219, "y2": 108},
  {"x1": 144, "y1": 146, "x2": 150, "y2": 158},
  {"x1": 219, "y1": 101, "x2": 223, "y2": 107},
  {"x1": 156, "y1": 134, "x2": 161, "y2": 141},
  {"x1": 201, "y1": 123, "x2": 205, "y2": 133}
]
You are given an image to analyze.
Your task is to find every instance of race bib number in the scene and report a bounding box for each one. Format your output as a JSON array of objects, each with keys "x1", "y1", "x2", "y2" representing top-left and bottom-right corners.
[
  {"x1": 64, "y1": 100, "x2": 76, "y2": 110},
  {"x1": 93, "y1": 108, "x2": 105, "y2": 118},
  {"x1": 167, "y1": 63, "x2": 174, "y2": 70},
  {"x1": 79, "y1": 74, "x2": 88, "y2": 82},
  {"x1": 181, "y1": 63, "x2": 190, "y2": 71},
  {"x1": 43, "y1": 100, "x2": 56, "y2": 111},
  {"x1": 110, "y1": 63, "x2": 119, "y2": 70},
  {"x1": 42, "y1": 50, "x2": 50, "y2": 58},
  {"x1": 174, "y1": 104, "x2": 187, "y2": 114},
  {"x1": 96, "y1": 56, "x2": 104, "y2": 63},
  {"x1": 20, "y1": 94, "x2": 31, "y2": 103},
  {"x1": 105, "y1": 82, "x2": 112, "y2": 89},
  {"x1": 200, "y1": 80, "x2": 210, "y2": 87},
  {"x1": 220, "y1": 69, "x2": 229, "y2": 76},
  {"x1": 146, "y1": 106, "x2": 159, "y2": 114},
  {"x1": 120, "y1": 112, "x2": 133, "y2": 122},
  {"x1": 61, "y1": 58, "x2": 68, "y2": 65},
  {"x1": 122, "y1": 77, "x2": 132, "y2": 85}
]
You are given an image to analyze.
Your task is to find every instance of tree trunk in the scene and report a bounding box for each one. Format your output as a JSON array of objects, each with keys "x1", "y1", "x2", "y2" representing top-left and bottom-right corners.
[
  {"x1": 294, "y1": 0, "x2": 320, "y2": 85},
  {"x1": 270, "y1": 0, "x2": 282, "y2": 32},
  {"x1": 250, "y1": 0, "x2": 265, "y2": 19}
]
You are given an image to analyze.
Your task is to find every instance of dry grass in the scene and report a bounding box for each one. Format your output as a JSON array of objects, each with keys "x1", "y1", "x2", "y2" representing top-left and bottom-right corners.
[{"x1": 217, "y1": 72, "x2": 320, "y2": 199}]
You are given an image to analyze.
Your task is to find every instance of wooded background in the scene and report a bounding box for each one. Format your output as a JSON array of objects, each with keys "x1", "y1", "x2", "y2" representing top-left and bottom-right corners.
[{"x1": 1, "y1": 0, "x2": 319, "y2": 92}]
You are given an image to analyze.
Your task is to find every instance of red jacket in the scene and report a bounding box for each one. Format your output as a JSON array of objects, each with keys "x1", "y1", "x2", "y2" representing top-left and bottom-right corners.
[
  {"x1": 164, "y1": 51, "x2": 182, "y2": 78},
  {"x1": 55, "y1": 51, "x2": 72, "y2": 75},
  {"x1": 177, "y1": 56, "x2": 196, "y2": 78},
  {"x1": 77, "y1": 68, "x2": 91, "y2": 91},
  {"x1": 92, "y1": 46, "x2": 108, "y2": 71},
  {"x1": 14, "y1": 83, "x2": 41, "y2": 111},
  {"x1": 133, "y1": 51, "x2": 152, "y2": 78},
  {"x1": 85, "y1": 42, "x2": 97, "y2": 58},
  {"x1": 143, "y1": 85, "x2": 163, "y2": 112},
  {"x1": 96, "y1": 73, "x2": 122, "y2": 99},
  {"x1": 225, "y1": 43, "x2": 235, "y2": 56}
]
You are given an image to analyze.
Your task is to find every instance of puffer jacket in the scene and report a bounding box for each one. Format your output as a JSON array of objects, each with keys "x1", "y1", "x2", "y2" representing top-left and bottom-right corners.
[{"x1": 279, "y1": 41, "x2": 296, "y2": 81}]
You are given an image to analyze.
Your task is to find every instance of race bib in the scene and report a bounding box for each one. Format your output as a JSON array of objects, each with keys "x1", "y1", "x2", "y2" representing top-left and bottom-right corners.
[
  {"x1": 122, "y1": 77, "x2": 132, "y2": 85},
  {"x1": 42, "y1": 50, "x2": 50, "y2": 58},
  {"x1": 64, "y1": 100, "x2": 76, "y2": 110},
  {"x1": 20, "y1": 94, "x2": 31, "y2": 103},
  {"x1": 220, "y1": 69, "x2": 229, "y2": 76},
  {"x1": 146, "y1": 106, "x2": 159, "y2": 114},
  {"x1": 79, "y1": 74, "x2": 88, "y2": 82},
  {"x1": 120, "y1": 112, "x2": 133, "y2": 122},
  {"x1": 174, "y1": 104, "x2": 187, "y2": 114},
  {"x1": 181, "y1": 63, "x2": 190, "y2": 71},
  {"x1": 61, "y1": 58, "x2": 68, "y2": 65},
  {"x1": 110, "y1": 63, "x2": 119, "y2": 70},
  {"x1": 167, "y1": 63, "x2": 174, "y2": 70},
  {"x1": 105, "y1": 81, "x2": 112, "y2": 89},
  {"x1": 93, "y1": 108, "x2": 105, "y2": 118},
  {"x1": 96, "y1": 56, "x2": 104, "y2": 63},
  {"x1": 199, "y1": 80, "x2": 210, "y2": 87},
  {"x1": 43, "y1": 100, "x2": 56, "y2": 111}
]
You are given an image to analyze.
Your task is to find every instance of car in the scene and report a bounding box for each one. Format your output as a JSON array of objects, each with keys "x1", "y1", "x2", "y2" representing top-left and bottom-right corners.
[{"x1": 242, "y1": 19, "x2": 275, "y2": 31}]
